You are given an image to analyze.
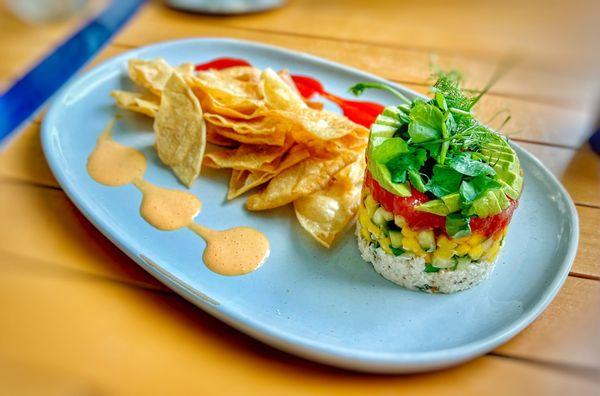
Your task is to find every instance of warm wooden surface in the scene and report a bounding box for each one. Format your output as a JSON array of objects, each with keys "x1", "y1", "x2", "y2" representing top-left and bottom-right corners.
[{"x1": 1, "y1": 1, "x2": 599, "y2": 394}]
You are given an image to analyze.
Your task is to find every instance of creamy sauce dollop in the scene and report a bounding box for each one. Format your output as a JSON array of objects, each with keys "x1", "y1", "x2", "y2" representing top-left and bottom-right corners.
[{"x1": 87, "y1": 121, "x2": 269, "y2": 275}]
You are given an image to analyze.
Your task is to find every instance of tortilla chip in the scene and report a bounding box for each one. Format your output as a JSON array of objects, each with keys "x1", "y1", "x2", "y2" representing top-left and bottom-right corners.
[
  {"x1": 203, "y1": 113, "x2": 278, "y2": 135},
  {"x1": 294, "y1": 157, "x2": 365, "y2": 247},
  {"x1": 111, "y1": 90, "x2": 160, "y2": 117},
  {"x1": 246, "y1": 155, "x2": 350, "y2": 211},
  {"x1": 206, "y1": 128, "x2": 239, "y2": 147},
  {"x1": 154, "y1": 73, "x2": 206, "y2": 187},
  {"x1": 227, "y1": 169, "x2": 272, "y2": 200},
  {"x1": 217, "y1": 66, "x2": 261, "y2": 83},
  {"x1": 271, "y1": 107, "x2": 368, "y2": 143},
  {"x1": 260, "y1": 68, "x2": 306, "y2": 111},
  {"x1": 227, "y1": 145, "x2": 311, "y2": 199},
  {"x1": 204, "y1": 138, "x2": 292, "y2": 171},
  {"x1": 189, "y1": 71, "x2": 263, "y2": 116},
  {"x1": 208, "y1": 123, "x2": 286, "y2": 146}
]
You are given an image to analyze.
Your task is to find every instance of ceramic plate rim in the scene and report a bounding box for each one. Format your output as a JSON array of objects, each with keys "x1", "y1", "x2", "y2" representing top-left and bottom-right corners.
[{"x1": 41, "y1": 38, "x2": 579, "y2": 373}]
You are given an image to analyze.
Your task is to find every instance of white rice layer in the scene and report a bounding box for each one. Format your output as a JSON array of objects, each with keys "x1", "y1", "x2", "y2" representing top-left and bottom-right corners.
[{"x1": 356, "y1": 224, "x2": 496, "y2": 294}]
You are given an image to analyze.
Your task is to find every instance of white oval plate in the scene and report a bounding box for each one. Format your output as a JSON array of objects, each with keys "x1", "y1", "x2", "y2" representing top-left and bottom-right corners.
[{"x1": 42, "y1": 38, "x2": 579, "y2": 373}]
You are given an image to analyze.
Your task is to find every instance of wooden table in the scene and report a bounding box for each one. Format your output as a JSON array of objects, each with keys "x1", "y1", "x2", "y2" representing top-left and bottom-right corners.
[{"x1": 1, "y1": 1, "x2": 599, "y2": 394}]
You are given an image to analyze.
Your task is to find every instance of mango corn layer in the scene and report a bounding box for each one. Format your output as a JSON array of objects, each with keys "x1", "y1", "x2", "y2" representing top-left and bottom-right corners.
[{"x1": 358, "y1": 188, "x2": 506, "y2": 270}]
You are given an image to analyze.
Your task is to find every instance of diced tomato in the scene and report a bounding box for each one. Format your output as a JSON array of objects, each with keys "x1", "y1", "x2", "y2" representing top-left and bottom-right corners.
[
  {"x1": 365, "y1": 170, "x2": 517, "y2": 236},
  {"x1": 365, "y1": 171, "x2": 445, "y2": 231},
  {"x1": 471, "y1": 199, "x2": 518, "y2": 237}
]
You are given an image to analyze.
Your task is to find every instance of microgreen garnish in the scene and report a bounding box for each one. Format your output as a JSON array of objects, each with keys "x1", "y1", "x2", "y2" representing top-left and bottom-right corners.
[{"x1": 349, "y1": 82, "x2": 412, "y2": 104}]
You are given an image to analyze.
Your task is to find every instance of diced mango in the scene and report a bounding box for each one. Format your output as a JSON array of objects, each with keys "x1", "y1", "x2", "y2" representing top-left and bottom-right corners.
[
  {"x1": 361, "y1": 226, "x2": 370, "y2": 240},
  {"x1": 367, "y1": 222, "x2": 381, "y2": 238},
  {"x1": 467, "y1": 233, "x2": 485, "y2": 247},
  {"x1": 365, "y1": 194, "x2": 378, "y2": 217},
  {"x1": 452, "y1": 236, "x2": 470, "y2": 244},
  {"x1": 424, "y1": 253, "x2": 432, "y2": 263},
  {"x1": 469, "y1": 244, "x2": 484, "y2": 260},
  {"x1": 438, "y1": 235, "x2": 458, "y2": 250},
  {"x1": 359, "y1": 208, "x2": 371, "y2": 230},
  {"x1": 401, "y1": 226, "x2": 417, "y2": 238},
  {"x1": 456, "y1": 243, "x2": 470, "y2": 256},
  {"x1": 402, "y1": 237, "x2": 424, "y2": 255},
  {"x1": 380, "y1": 236, "x2": 392, "y2": 254},
  {"x1": 433, "y1": 247, "x2": 454, "y2": 260}
]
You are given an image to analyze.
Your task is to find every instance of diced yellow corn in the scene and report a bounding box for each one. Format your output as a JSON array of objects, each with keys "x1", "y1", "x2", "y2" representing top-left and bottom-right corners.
[
  {"x1": 401, "y1": 226, "x2": 417, "y2": 238},
  {"x1": 358, "y1": 209, "x2": 370, "y2": 230},
  {"x1": 365, "y1": 194, "x2": 378, "y2": 217},
  {"x1": 361, "y1": 226, "x2": 370, "y2": 240},
  {"x1": 433, "y1": 247, "x2": 454, "y2": 260},
  {"x1": 380, "y1": 236, "x2": 392, "y2": 254},
  {"x1": 467, "y1": 234, "x2": 485, "y2": 247},
  {"x1": 438, "y1": 235, "x2": 458, "y2": 250},
  {"x1": 469, "y1": 243, "x2": 484, "y2": 260},
  {"x1": 367, "y1": 222, "x2": 380, "y2": 238},
  {"x1": 456, "y1": 243, "x2": 470, "y2": 256},
  {"x1": 452, "y1": 236, "x2": 470, "y2": 244},
  {"x1": 402, "y1": 236, "x2": 424, "y2": 255}
]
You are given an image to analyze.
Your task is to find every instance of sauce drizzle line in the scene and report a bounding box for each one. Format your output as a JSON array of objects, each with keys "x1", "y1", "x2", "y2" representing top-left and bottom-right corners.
[{"x1": 87, "y1": 120, "x2": 269, "y2": 276}]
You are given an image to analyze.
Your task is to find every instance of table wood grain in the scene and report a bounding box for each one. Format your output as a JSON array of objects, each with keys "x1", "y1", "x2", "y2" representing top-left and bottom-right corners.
[{"x1": 1, "y1": 1, "x2": 599, "y2": 394}]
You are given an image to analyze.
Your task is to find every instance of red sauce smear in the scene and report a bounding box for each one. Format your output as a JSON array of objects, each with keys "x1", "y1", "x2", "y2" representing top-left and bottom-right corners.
[
  {"x1": 194, "y1": 57, "x2": 251, "y2": 71},
  {"x1": 365, "y1": 170, "x2": 517, "y2": 237},
  {"x1": 291, "y1": 75, "x2": 384, "y2": 128},
  {"x1": 194, "y1": 58, "x2": 384, "y2": 128}
]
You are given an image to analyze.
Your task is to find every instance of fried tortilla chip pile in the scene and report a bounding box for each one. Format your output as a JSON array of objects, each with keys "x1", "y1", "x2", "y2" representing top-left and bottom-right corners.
[{"x1": 112, "y1": 58, "x2": 368, "y2": 247}]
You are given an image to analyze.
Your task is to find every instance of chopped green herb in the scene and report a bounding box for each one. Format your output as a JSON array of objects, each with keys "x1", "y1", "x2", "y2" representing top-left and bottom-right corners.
[
  {"x1": 426, "y1": 165, "x2": 463, "y2": 198},
  {"x1": 424, "y1": 264, "x2": 440, "y2": 273},
  {"x1": 385, "y1": 147, "x2": 427, "y2": 184},
  {"x1": 446, "y1": 152, "x2": 495, "y2": 177},
  {"x1": 372, "y1": 138, "x2": 409, "y2": 164},
  {"x1": 407, "y1": 100, "x2": 445, "y2": 144},
  {"x1": 349, "y1": 82, "x2": 411, "y2": 104},
  {"x1": 391, "y1": 246, "x2": 405, "y2": 256}
]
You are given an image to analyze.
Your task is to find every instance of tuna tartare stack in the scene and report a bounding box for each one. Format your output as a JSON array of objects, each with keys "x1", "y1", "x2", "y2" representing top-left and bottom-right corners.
[{"x1": 350, "y1": 74, "x2": 523, "y2": 293}]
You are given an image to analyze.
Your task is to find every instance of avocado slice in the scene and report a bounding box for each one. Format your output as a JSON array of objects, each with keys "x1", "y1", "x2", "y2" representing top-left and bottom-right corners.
[
  {"x1": 415, "y1": 199, "x2": 450, "y2": 216},
  {"x1": 498, "y1": 180, "x2": 520, "y2": 200},
  {"x1": 482, "y1": 142, "x2": 514, "y2": 154},
  {"x1": 441, "y1": 192, "x2": 461, "y2": 213},
  {"x1": 480, "y1": 148, "x2": 516, "y2": 162},
  {"x1": 368, "y1": 156, "x2": 411, "y2": 197},
  {"x1": 370, "y1": 123, "x2": 397, "y2": 138},
  {"x1": 383, "y1": 106, "x2": 402, "y2": 119},
  {"x1": 471, "y1": 189, "x2": 502, "y2": 217},
  {"x1": 376, "y1": 115, "x2": 402, "y2": 128},
  {"x1": 492, "y1": 189, "x2": 510, "y2": 210}
]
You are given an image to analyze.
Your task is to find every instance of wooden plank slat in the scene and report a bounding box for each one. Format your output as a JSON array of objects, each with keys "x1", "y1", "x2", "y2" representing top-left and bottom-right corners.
[
  {"x1": 185, "y1": 0, "x2": 599, "y2": 74},
  {"x1": 0, "y1": 182, "x2": 164, "y2": 290},
  {"x1": 111, "y1": 0, "x2": 600, "y2": 104},
  {"x1": 0, "y1": 256, "x2": 598, "y2": 395},
  {"x1": 496, "y1": 276, "x2": 600, "y2": 368},
  {"x1": 108, "y1": 6, "x2": 598, "y2": 108}
]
